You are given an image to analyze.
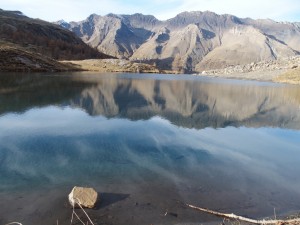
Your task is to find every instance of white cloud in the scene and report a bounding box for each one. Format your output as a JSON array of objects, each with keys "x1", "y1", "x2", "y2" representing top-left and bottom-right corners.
[
  {"x1": 0, "y1": 0, "x2": 299, "y2": 22},
  {"x1": 0, "y1": 0, "x2": 134, "y2": 21},
  {"x1": 155, "y1": 0, "x2": 300, "y2": 21}
]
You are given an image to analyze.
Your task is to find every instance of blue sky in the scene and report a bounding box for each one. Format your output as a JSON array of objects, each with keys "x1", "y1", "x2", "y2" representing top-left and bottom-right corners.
[{"x1": 1, "y1": 0, "x2": 300, "y2": 22}]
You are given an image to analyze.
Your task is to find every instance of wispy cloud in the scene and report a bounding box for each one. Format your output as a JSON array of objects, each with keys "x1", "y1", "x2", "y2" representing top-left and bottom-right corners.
[
  {"x1": 0, "y1": 0, "x2": 299, "y2": 22},
  {"x1": 165, "y1": 0, "x2": 300, "y2": 21}
]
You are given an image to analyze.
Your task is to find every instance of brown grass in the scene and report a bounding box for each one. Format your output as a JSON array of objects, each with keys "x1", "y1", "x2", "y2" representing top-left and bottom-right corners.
[
  {"x1": 274, "y1": 68, "x2": 300, "y2": 84},
  {"x1": 0, "y1": 44, "x2": 81, "y2": 72},
  {"x1": 63, "y1": 59, "x2": 163, "y2": 73}
]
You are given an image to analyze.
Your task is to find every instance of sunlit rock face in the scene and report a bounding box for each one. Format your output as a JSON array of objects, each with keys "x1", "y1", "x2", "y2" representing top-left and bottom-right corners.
[{"x1": 56, "y1": 11, "x2": 300, "y2": 72}]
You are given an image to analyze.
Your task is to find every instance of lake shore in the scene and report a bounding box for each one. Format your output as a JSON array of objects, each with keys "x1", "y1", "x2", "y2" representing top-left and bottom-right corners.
[
  {"x1": 196, "y1": 56, "x2": 300, "y2": 84},
  {"x1": 196, "y1": 69, "x2": 300, "y2": 85},
  {"x1": 1, "y1": 72, "x2": 300, "y2": 225},
  {"x1": 2, "y1": 186, "x2": 300, "y2": 225},
  {"x1": 1, "y1": 46, "x2": 299, "y2": 84},
  {"x1": 195, "y1": 69, "x2": 286, "y2": 82},
  {"x1": 62, "y1": 58, "x2": 165, "y2": 74},
  {"x1": 64, "y1": 58, "x2": 300, "y2": 85}
]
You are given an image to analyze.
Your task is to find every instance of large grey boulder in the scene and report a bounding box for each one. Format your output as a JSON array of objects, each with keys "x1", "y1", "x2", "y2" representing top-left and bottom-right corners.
[{"x1": 68, "y1": 186, "x2": 98, "y2": 208}]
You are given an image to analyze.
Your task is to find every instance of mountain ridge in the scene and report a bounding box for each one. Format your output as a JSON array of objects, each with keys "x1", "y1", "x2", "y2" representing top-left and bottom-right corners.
[
  {"x1": 0, "y1": 8, "x2": 114, "y2": 72},
  {"x1": 0, "y1": 8, "x2": 111, "y2": 61},
  {"x1": 55, "y1": 11, "x2": 300, "y2": 72}
]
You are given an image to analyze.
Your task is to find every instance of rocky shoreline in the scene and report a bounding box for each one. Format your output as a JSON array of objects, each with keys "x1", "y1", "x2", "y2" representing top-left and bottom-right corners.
[
  {"x1": 198, "y1": 56, "x2": 300, "y2": 84},
  {"x1": 1, "y1": 47, "x2": 299, "y2": 84}
]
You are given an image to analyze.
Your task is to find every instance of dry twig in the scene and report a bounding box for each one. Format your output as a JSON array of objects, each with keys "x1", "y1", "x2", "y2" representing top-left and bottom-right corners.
[
  {"x1": 5, "y1": 223, "x2": 23, "y2": 225},
  {"x1": 75, "y1": 200, "x2": 95, "y2": 225},
  {"x1": 70, "y1": 197, "x2": 95, "y2": 225},
  {"x1": 186, "y1": 204, "x2": 300, "y2": 224}
]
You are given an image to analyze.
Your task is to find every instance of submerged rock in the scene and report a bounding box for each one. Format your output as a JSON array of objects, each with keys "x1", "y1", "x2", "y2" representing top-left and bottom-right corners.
[{"x1": 68, "y1": 186, "x2": 98, "y2": 208}]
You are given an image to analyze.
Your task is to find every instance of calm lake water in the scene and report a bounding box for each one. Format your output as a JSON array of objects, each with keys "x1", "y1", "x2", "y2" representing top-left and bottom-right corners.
[{"x1": 1, "y1": 72, "x2": 300, "y2": 225}]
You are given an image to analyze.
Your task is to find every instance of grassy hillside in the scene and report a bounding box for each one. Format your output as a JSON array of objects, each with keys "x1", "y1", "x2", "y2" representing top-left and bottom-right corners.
[
  {"x1": 0, "y1": 9, "x2": 111, "y2": 60},
  {"x1": 0, "y1": 42, "x2": 80, "y2": 72}
]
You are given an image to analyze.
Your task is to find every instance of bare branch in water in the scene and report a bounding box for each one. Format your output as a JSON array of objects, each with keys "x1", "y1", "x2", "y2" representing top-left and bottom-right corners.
[{"x1": 70, "y1": 197, "x2": 95, "y2": 225}]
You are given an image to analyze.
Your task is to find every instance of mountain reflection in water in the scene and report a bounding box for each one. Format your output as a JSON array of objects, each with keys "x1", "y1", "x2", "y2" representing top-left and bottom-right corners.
[
  {"x1": 0, "y1": 72, "x2": 300, "y2": 225},
  {"x1": 1, "y1": 72, "x2": 300, "y2": 129}
]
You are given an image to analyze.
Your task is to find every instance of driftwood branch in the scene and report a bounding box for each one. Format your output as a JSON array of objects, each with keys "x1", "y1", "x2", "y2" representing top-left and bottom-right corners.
[
  {"x1": 5, "y1": 223, "x2": 23, "y2": 225},
  {"x1": 75, "y1": 199, "x2": 95, "y2": 225},
  {"x1": 71, "y1": 201, "x2": 85, "y2": 225},
  {"x1": 186, "y1": 204, "x2": 300, "y2": 224}
]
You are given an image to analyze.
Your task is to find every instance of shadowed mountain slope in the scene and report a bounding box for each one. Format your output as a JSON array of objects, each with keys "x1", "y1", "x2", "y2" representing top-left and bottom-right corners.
[
  {"x1": 0, "y1": 9, "x2": 110, "y2": 60},
  {"x1": 56, "y1": 11, "x2": 300, "y2": 72}
]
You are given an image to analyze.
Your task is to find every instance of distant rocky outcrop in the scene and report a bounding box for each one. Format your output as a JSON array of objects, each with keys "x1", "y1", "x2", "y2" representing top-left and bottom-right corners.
[{"x1": 56, "y1": 11, "x2": 300, "y2": 72}]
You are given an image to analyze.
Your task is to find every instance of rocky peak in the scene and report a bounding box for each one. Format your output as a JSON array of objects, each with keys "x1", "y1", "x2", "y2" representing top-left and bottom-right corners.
[
  {"x1": 165, "y1": 11, "x2": 241, "y2": 31},
  {"x1": 54, "y1": 19, "x2": 71, "y2": 29},
  {"x1": 294, "y1": 22, "x2": 300, "y2": 28},
  {"x1": 86, "y1": 13, "x2": 101, "y2": 23},
  {"x1": 125, "y1": 13, "x2": 158, "y2": 22},
  {"x1": 54, "y1": 10, "x2": 300, "y2": 72},
  {"x1": 106, "y1": 13, "x2": 122, "y2": 19},
  {"x1": 120, "y1": 13, "x2": 161, "y2": 30}
]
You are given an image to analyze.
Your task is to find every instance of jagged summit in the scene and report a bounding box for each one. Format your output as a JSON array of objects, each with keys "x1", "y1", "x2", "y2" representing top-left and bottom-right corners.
[
  {"x1": 55, "y1": 19, "x2": 71, "y2": 29},
  {"x1": 55, "y1": 10, "x2": 300, "y2": 72}
]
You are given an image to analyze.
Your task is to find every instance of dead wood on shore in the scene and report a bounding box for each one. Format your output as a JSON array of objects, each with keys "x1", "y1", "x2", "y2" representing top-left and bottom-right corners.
[
  {"x1": 186, "y1": 203, "x2": 300, "y2": 224},
  {"x1": 5, "y1": 223, "x2": 23, "y2": 225}
]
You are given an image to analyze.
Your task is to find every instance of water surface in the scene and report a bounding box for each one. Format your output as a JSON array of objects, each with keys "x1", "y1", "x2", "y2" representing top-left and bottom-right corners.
[{"x1": 1, "y1": 72, "x2": 300, "y2": 225}]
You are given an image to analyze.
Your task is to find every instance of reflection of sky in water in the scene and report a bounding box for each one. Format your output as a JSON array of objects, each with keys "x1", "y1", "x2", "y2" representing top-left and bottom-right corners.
[{"x1": 1, "y1": 106, "x2": 300, "y2": 199}]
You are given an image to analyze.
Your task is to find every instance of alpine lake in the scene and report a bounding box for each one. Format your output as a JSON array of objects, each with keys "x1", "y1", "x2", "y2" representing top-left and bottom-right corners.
[{"x1": 1, "y1": 72, "x2": 300, "y2": 225}]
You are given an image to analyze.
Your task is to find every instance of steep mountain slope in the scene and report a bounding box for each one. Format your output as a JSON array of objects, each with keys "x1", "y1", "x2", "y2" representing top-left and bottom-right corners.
[
  {"x1": 242, "y1": 18, "x2": 300, "y2": 52},
  {"x1": 0, "y1": 9, "x2": 109, "y2": 60},
  {"x1": 64, "y1": 14, "x2": 151, "y2": 58},
  {"x1": 131, "y1": 25, "x2": 217, "y2": 71},
  {"x1": 56, "y1": 11, "x2": 300, "y2": 72},
  {"x1": 196, "y1": 25, "x2": 297, "y2": 70}
]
